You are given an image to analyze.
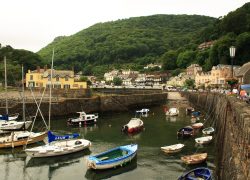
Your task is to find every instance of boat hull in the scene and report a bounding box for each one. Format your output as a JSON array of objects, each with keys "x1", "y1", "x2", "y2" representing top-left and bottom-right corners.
[
  {"x1": 0, "y1": 132, "x2": 47, "y2": 149},
  {"x1": 181, "y1": 153, "x2": 207, "y2": 165},
  {"x1": 67, "y1": 119, "x2": 97, "y2": 126},
  {"x1": 25, "y1": 139, "x2": 91, "y2": 158},
  {"x1": 88, "y1": 153, "x2": 137, "y2": 170}
]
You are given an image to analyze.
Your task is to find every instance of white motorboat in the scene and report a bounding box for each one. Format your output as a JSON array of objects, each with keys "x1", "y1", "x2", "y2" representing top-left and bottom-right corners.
[
  {"x1": 67, "y1": 112, "x2": 98, "y2": 126},
  {"x1": 25, "y1": 131, "x2": 91, "y2": 157},
  {"x1": 122, "y1": 118, "x2": 144, "y2": 133},
  {"x1": 0, "y1": 113, "x2": 19, "y2": 121},
  {"x1": 161, "y1": 144, "x2": 185, "y2": 154},
  {"x1": 136, "y1": 108, "x2": 149, "y2": 117},
  {"x1": 165, "y1": 108, "x2": 179, "y2": 116},
  {"x1": 195, "y1": 136, "x2": 213, "y2": 145},
  {"x1": 0, "y1": 120, "x2": 32, "y2": 132},
  {"x1": 202, "y1": 127, "x2": 215, "y2": 135}
]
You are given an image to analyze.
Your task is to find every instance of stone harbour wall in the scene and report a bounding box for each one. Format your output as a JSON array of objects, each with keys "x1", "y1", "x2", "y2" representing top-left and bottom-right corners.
[
  {"x1": 0, "y1": 93, "x2": 167, "y2": 117},
  {"x1": 184, "y1": 92, "x2": 250, "y2": 180}
]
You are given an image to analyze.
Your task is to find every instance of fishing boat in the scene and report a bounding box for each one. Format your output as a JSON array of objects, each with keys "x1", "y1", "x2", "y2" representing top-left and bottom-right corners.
[
  {"x1": 178, "y1": 167, "x2": 212, "y2": 180},
  {"x1": 87, "y1": 144, "x2": 138, "y2": 170},
  {"x1": 25, "y1": 131, "x2": 91, "y2": 157},
  {"x1": 165, "y1": 108, "x2": 179, "y2": 116},
  {"x1": 181, "y1": 153, "x2": 207, "y2": 165},
  {"x1": 25, "y1": 49, "x2": 91, "y2": 158},
  {"x1": 202, "y1": 127, "x2": 215, "y2": 135},
  {"x1": 136, "y1": 108, "x2": 149, "y2": 117},
  {"x1": 177, "y1": 126, "x2": 194, "y2": 138},
  {"x1": 67, "y1": 111, "x2": 98, "y2": 126},
  {"x1": 191, "y1": 122, "x2": 204, "y2": 129},
  {"x1": 121, "y1": 118, "x2": 143, "y2": 133},
  {"x1": 195, "y1": 136, "x2": 213, "y2": 145},
  {"x1": 160, "y1": 144, "x2": 184, "y2": 154}
]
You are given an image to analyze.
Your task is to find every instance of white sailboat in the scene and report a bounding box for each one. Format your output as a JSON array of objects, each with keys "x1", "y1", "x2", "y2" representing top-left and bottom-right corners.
[
  {"x1": 0, "y1": 57, "x2": 32, "y2": 133},
  {"x1": 25, "y1": 49, "x2": 91, "y2": 157},
  {"x1": 0, "y1": 64, "x2": 47, "y2": 148}
]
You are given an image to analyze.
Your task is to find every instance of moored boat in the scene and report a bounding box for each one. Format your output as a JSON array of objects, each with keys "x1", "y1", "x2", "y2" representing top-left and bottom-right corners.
[
  {"x1": 186, "y1": 107, "x2": 195, "y2": 115},
  {"x1": 67, "y1": 112, "x2": 98, "y2": 126},
  {"x1": 195, "y1": 136, "x2": 213, "y2": 145},
  {"x1": 191, "y1": 122, "x2": 204, "y2": 129},
  {"x1": 202, "y1": 127, "x2": 215, "y2": 135},
  {"x1": 122, "y1": 118, "x2": 143, "y2": 133},
  {"x1": 177, "y1": 126, "x2": 194, "y2": 138},
  {"x1": 181, "y1": 153, "x2": 207, "y2": 165},
  {"x1": 136, "y1": 108, "x2": 149, "y2": 117},
  {"x1": 160, "y1": 144, "x2": 184, "y2": 154},
  {"x1": 178, "y1": 167, "x2": 212, "y2": 180},
  {"x1": 87, "y1": 144, "x2": 138, "y2": 170},
  {"x1": 192, "y1": 111, "x2": 201, "y2": 117},
  {"x1": 165, "y1": 108, "x2": 179, "y2": 116},
  {"x1": 25, "y1": 131, "x2": 91, "y2": 157}
]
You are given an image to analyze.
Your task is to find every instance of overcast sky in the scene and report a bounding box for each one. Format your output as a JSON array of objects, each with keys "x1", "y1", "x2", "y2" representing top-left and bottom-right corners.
[{"x1": 0, "y1": 0, "x2": 249, "y2": 52}]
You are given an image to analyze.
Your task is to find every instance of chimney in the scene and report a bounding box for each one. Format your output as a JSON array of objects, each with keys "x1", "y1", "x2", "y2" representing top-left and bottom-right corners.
[{"x1": 37, "y1": 66, "x2": 40, "y2": 73}]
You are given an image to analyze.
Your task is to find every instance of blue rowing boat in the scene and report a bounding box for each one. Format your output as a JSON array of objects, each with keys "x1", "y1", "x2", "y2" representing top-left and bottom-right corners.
[
  {"x1": 178, "y1": 167, "x2": 212, "y2": 180},
  {"x1": 87, "y1": 144, "x2": 138, "y2": 170}
]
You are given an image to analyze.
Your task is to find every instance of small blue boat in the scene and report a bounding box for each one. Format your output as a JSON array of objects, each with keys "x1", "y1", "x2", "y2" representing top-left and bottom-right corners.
[
  {"x1": 87, "y1": 144, "x2": 138, "y2": 170},
  {"x1": 177, "y1": 126, "x2": 194, "y2": 138},
  {"x1": 178, "y1": 167, "x2": 212, "y2": 180},
  {"x1": 192, "y1": 111, "x2": 201, "y2": 117}
]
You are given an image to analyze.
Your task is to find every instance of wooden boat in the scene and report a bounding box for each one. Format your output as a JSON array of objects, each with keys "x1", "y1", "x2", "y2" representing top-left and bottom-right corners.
[
  {"x1": 178, "y1": 167, "x2": 212, "y2": 180},
  {"x1": 160, "y1": 144, "x2": 184, "y2": 154},
  {"x1": 181, "y1": 153, "x2": 207, "y2": 165},
  {"x1": 202, "y1": 127, "x2": 215, "y2": 135},
  {"x1": 122, "y1": 118, "x2": 143, "y2": 133},
  {"x1": 0, "y1": 131, "x2": 47, "y2": 148},
  {"x1": 25, "y1": 131, "x2": 91, "y2": 157},
  {"x1": 177, "y1": 126, "x2": 194, "y2": 138},
  {"x1": 165, "y1": 108, "x2": 179, "y2": 116},
  {"x1": 87, "y1": 144, "x2": 138, "y2": 170},
  {"x1": 195, "y1": 136, "x2": 213, "y2": 145},
  {"x1": 192, "y1": 122, "x2": 204, "y2": 129},
  {"x1": 67, "y1": 112, "x2": 98, "y2": 126}
]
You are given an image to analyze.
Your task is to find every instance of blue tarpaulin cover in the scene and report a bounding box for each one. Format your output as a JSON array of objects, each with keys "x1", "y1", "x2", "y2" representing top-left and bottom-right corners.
[
  {"x1": 48, "y1": 131, "x2": 79, "y2": 143},
  {"x1": 240, "y1": 84, "x2": 250, "y2": 90},
  {"x1": 0, "y1": 115, "x2": 9, "y2": 121}
]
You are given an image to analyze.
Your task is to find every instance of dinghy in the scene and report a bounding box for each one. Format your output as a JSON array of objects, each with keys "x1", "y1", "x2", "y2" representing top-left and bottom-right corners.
[
  {"x1": 165, "y1": 108, "x2": 179, "y2": 116},
  {"x1": 202, "y1": 127, "x2": 215, "y2": 135},
  {"x1": 160, "y1": 144, "x2": 184, "y2": 154},
  {"x1": 178, "y1": 167, "x2": 212, "y2": 180},
  {"x1": 181, "y1": 153, "x2": 207, "y2": 165},
  {"x1": 191, "y1": 122, "x2": 204, "y2": 129},
  {"x1": 195, "y1": 136, "x2": 213, "y2": 145},
  {"x1": 87, "y1": 144, "x2": 138, "y2": 170},
  {"x1": 122, "y1": 118, "x2": 143, "y2": 133},
  {"x1": 177, "y1": 126, "x2": 194, "y2": 138}
]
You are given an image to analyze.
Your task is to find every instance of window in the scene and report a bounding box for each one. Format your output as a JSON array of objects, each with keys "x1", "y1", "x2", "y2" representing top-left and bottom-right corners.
[
  {"x1": 56, "y1": 76, "x2": 59, "y2": 81},
  {"x1": 65, "y1": 76, "x2": 69, "y2": 81},
  {"x1": 30, "y1": 75, "x2": 33, "y2": 80}
]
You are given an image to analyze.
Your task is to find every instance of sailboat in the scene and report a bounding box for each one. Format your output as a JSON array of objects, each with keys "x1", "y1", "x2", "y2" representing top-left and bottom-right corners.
[
  {"x1": 25, "y1": 49, "x2": 91, "y2": 157},
  {"x1": 0, "y1": 64, "x2": 47, "y2": 148},
  {"x1": 0, "y1": 57, "x2": 32, "y2": 133}
]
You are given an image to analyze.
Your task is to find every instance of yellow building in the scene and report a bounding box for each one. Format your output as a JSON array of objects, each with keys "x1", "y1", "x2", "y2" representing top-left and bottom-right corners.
[{"x1": 26, "y1": 67, "x2": 87, "y2": 89}]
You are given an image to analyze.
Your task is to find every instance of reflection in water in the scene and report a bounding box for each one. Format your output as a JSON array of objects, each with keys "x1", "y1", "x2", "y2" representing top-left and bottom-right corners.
[
  {"x1": 166, "y1": 116, "x2": 177, "y2": 122},
  {"x1": 85, "y1": 157, "x2": 137, "y2": 180}
]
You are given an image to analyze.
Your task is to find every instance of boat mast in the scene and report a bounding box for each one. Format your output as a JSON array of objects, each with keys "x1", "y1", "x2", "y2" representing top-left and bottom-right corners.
[
  {"x1": 48, "y1": 48, "x2": 54, "y2": 130},
  {"x1": 22, "y1": 64, "x2": 26, "y2": 129},
  {"x1": 4, "y1": 56, "x2": 8, "y2": 115}
]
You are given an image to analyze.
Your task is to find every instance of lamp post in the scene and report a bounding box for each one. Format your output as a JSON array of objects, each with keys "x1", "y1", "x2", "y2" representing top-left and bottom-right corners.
[
  {"x1": 229, "y1": 46, "x2": 236, "y2": 78},
  {"x1": 229, "y1": 46, "x2": 236, "y2": 92}
]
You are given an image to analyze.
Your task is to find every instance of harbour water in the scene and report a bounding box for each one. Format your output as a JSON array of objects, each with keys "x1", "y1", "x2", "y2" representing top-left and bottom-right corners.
[{"x1": 0, "y1": 104, "x2": 216, "y2": 180}]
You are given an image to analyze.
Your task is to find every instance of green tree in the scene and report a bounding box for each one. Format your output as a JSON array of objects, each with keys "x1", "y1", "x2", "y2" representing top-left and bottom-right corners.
[
  {"x1": 176, "y1": 50, "x2": 196, "y2": 68},
  {"x1": 113, "y1": 77, "x2": 122, "y2": 86},
  {"x1": 184, "y1": 79, "x2": 195, "y2": 89},
  {"x1": 161, "y1": 50, "x2": 178, "y2": 70}
]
